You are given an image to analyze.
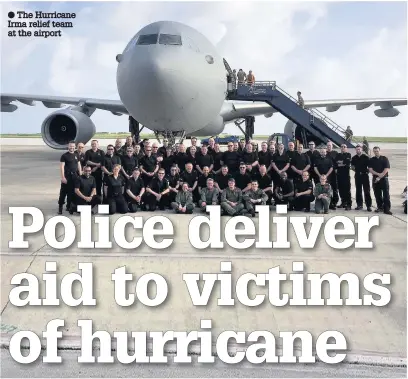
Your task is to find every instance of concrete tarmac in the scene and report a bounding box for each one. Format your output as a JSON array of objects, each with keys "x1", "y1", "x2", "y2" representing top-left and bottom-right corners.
[{"x1": 0, "y1": 144, "x2": 406, "y2": 376}]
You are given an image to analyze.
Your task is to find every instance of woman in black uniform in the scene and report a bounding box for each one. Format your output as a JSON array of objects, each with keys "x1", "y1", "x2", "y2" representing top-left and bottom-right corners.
[{"x1": 105, "y1": 164, "x2": 127, "y2": 214}]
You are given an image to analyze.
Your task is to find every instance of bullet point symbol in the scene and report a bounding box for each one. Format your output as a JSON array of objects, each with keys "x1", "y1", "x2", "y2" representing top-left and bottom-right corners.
[{"x1": 8, "y1": 11, "x2": 15, "y2": 18}]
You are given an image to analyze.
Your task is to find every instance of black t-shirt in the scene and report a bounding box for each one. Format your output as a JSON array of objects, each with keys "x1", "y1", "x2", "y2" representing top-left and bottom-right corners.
[
  {"x1": 286, "y1": 150, "x2": 297, "y2": 164},
  {"x1": 76, "y1": 151, "x2": 86, "y2": 169},
  {"x1": 254, "y1": 173, "x2": 272, "y2": 190},
  {"x1": 60, "y1": 151, "x2": 79, "y2": 175},
  {"x1": 196, "y1": 153, "x2": 214, "y2": 169},
  {"x1": 85, "y1": 149, "x2": 105, "y2": 168},
  {"x1": 242, "y1": 151, "x2": 258, "y2": 165},
  {"x1": 222, "y1": 151, "x2": 240, "y2": 172},
  {"x1": 272, "y1": 152, "x2": 290, "y2": 170},
  {"x1": 161, "y1": 155, "x2": 177, "y2": 174},
  {"x1": 121, "y1": 155, "x2": 139, "y2": 175},
  {"x1": 75, "y1": 175, "x2": 96, "y2": 197},
  {"x1": 258, "y1": 151, "x2": 272, "y2": 168},
  {"x1": 213, "y1": 152, "x2": 224, "y2": 171},
  {"x1": 215, "y1": 173, "x2": 232, "y2": 190},
  {"x1": 176, "y1": 153, "x2": 189, "y2": 171},
  {"x1": 306, "y1": 150, "x2": 321, "y2": 168},
  {"x1": 126, "y1": 176, "x2": 144, "y2": 196},
  {"x1": 234, "y1": 172, "x2": 252, "y2": 190},
  {"x1": 351, "y1": 154, "x2": 370, "y2": 174},
  {"x1": 277, "y1": 179, "x2": 294, "y2": 195},
  {"x1": 327, "y1": 150, "x2": 338, "y2": 169},
  {"x1": 296, "y1": 179, "x2": 313, "y2": 194},
  {"x1": 368, "y1": 156, "x2": 390, "y2": 177},
  {"x1": 185, "y1": 154, "x2": 197, "y2": 168},
  {"x1": 105, "y1": 175, "x2": 125, "y2": 197},
  {"x1": 335, "y1": 152, "x2": 351, "y2": 172},
  {"x1": 291, "y1": 153, "x2": 311, "y2": 170},
  {"x1": 103, "y1": 154, "x2": 121, "y2": 173},
  {"x1": 180, "y1": 170, "x2": 198, "y2": 188},
  {"x1": 198, "y1": 173, "x2": 214, "y2": 189},
  {"x1": 166, "y1": 174, "x2": 180, "y2": 188},
  {"x1": 140, "y1": 155, "x2": 157, "y2": 173},
  {"x1": 148, "y1": 177, "x2": 169, "y2": 193},
  {"x1": 315, "y1": 156, "x2": 333, "y2": 175}
]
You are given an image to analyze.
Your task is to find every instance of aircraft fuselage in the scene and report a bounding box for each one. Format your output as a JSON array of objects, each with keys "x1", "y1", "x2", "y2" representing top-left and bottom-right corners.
[{"x1": 116, "y1": 21, "x2": 227, "y2": 134}]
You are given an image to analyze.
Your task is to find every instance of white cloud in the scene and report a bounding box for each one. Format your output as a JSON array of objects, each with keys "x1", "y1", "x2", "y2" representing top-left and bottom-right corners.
[{"x1": 1, "y1": 2, "x2": 406, "y2": 137}]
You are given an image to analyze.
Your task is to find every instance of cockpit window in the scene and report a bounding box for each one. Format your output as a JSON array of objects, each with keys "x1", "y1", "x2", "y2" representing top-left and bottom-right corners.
[
  {"x1": 136, "y1": 34, "x2": 158, "y2": 45},
  {"x1": 159, "y1": 34, "x2": 182, "y2": 46}
]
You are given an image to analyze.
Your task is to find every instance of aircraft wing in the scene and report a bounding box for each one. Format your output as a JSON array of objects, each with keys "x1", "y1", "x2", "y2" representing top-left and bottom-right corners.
[
  {"x1": 0, "y1": 93, "x2": 128, "y2": 116},
  {"x1": 221, "y1": 97, "x2": 407, "y2": 122}
]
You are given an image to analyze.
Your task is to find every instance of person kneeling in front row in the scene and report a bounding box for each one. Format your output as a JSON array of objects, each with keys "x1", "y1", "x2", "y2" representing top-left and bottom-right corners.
[
  {"x1": 143, "y1": 169, "x2": 170, "y2": 211},
  {"x1": 293, "y1": 171, "x2": 315, "y2": 212},
  {"x1": 105, "y1": 164, "x2": 128, "y2": 215},
  {"x1": 125, "y1": 167, "x2": 145, "y2": 212},
  {"x1": 243, "y1": 180, "x2": 268, "y2": 217},
  {"x1": 200, "y1": 178, "x2": 219, "y2": 212},
  {"x1": 221, "y1": 178, "x2": 245, "y2": 216},
  {"x1": 71, "y1": 165, "x2": 101, "y2": 214},
  {"x1": 273, "y1": 172, "x2": 294, "y2": 210},
  {"x1": 313, "y1": 174, "x2": 333, "y2": 214},
  {"x1": 171, "y1": 182, "x2": 194, "y2": 214}
]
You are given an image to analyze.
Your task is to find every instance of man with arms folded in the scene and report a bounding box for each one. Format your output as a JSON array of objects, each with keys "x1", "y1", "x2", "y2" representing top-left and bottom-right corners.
[
  {"x1": 221, "y1": 178, "x2": 245, "y2": 216},
  {"x1": 71, "y1": 165, "x2": 101, "y2": 215},
  {"x1": 314, "y1": 174, "x2": 333, "y2": 214},
  {"x1": 200, "y1": 178, "x2": 219, "y2": 213},
  {"x1": 171, "y1": 182, "x2": 195, "y2": 214},
  {"x1": 243, "y1": 180, "x2": 268, "y2": 217},
  {"x1": 294, "y1": 171, "x2": 314, "y2": 212},
  {"x1": 144, "y1": 169, "x2": 170, "y2": 211},
  {"x1": 368, "y1": 146, "x2": 392, "y2": 215},
  {"x1": 125, "y1": 167, "x2": 145, "y2": 212},
  {"x1": 351, "y1": 144, "x2": 372, "y2": 212}
]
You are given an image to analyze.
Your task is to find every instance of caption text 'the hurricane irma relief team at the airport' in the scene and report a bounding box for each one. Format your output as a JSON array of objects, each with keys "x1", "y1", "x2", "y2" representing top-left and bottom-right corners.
[{"x1": 58, "y1": 136, "x2": 392, "y2": 217}]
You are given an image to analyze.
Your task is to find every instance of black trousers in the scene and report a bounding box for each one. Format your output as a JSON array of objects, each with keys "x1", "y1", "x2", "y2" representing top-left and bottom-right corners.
[
  {"x1": 143, "y1": 193, "x2": 170, "y2": 210},
  {"x1": 58, "y1": 172, "x2": 77, "y2": 207},
  {"x1": 273, "y1": 195, "x2": 294, "y2": 208},
  {"x1": 293, "y1": 194, "x2": 315, "y2": 210},
  {"x1": 92, "y1": 170, "x2": 103, "y2": 197},
  {"x1": 337, "y1": 170, "x2": 352, "y2": 207},
  {"x1": 355, "y1": 173, "x2": 372, "y2": 207},
  {"x1": 328, "y1": 172, "x2": 339, "y2": 207},
  {"x1": 373, "y1": 177, "x2": 391, "y2": 211},
  {"x1": 73, "y1": 195, "x2": 101, "y2": 211},
  {"x1": 107, "y1": 195, "x2": 128, "y2": 214}
]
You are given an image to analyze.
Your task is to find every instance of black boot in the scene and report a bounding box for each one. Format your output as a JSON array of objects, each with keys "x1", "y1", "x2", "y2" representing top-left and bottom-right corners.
[{"x1": 58, "y1": 205, "x2": 63, "y2": 215}]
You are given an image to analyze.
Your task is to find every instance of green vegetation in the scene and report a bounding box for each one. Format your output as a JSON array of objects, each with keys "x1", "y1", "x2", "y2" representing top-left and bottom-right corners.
[{"x1": 0, "y1": 133, "x2": 406, "y2": 143}]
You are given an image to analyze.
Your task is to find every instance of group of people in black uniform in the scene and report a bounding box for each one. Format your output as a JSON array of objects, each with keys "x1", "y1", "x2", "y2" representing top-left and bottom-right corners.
[{"x1": 58, "y1": 135, "x2": 393, "y2": 216}]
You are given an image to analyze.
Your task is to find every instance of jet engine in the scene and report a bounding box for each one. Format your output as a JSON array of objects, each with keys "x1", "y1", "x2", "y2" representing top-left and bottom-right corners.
[
  {"x1": 188, "y1": 115, "x2": 224, "y2": 137},
  {"x1": 41, "y1": 107, "x2": 96, "y2": 149}
]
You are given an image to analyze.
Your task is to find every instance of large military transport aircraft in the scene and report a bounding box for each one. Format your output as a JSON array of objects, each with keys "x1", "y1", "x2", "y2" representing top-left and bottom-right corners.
[{"x1": 1, "y1": 21, "x2": 406, "y2": 149}]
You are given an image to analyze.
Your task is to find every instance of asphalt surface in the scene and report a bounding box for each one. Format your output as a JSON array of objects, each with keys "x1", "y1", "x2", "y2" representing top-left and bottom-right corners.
[
  {"x1": 0, "y1": 349, "x2": 406, "y2": 378},
  {"x1": 1, "y1": 144, "x2": 406, "y2": 378}
]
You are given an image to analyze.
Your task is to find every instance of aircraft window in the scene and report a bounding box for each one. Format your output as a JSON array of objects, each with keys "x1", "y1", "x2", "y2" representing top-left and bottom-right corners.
[
  {"x1": 159, "y1": 34, "x2": 182, "y2": 45},
  {"x1": 136, "y1": 34, "x2": 158, "y2": 45}
]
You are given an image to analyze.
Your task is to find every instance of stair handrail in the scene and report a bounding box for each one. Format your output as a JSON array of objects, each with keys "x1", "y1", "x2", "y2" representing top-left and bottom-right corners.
[{"x1": 274, "y1": 84, "x2": 348, "y2": 135}]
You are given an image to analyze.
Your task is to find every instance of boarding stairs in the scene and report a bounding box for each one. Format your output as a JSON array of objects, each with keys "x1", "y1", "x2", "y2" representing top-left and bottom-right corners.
[{"x1": 226, "y1": 81, "x2": 355, "y2": 148}]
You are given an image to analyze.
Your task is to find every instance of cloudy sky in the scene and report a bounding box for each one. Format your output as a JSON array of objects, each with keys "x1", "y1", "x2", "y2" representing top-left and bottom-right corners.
[{"x1": 1, "y1": 1, "x2": 407, "y2": 136}]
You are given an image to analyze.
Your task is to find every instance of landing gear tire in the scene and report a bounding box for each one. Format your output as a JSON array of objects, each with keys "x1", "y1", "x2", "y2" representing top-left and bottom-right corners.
[{"x1": 156, "y1": 131, "x2": 186, "y2": 148}]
